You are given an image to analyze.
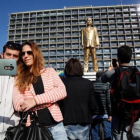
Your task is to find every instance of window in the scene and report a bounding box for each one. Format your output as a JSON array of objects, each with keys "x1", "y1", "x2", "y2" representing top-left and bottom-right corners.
[
  {"x1": 111, "y1": 42, "x2": 117, "y2": 46},
  {"x1": 98, "y1": 61, "x2": 103, "y2": 66},
  {"x1": 111, "y1": 36, "x2": 117, "y2": 40},
  {"x1": 101, "y1": 9, "x2": 107, "y2": 12},
  {"x1": 108, "y1": 14, "x2": 115, "y2": 17},
  {"x1": 118, "y1": 36, "x2": 125, "y2": 40},
  {"x1": 37, "y1": 12, "x2": 42, "y2": 17},
  {"x1": 50, "y1": 39, "x2": 56, "y2": 42},
  {"x1": 49, "y1": 56, "x2": 56, "y2": 60},
  {"x1": 115, "y1": 8, "x2": 122, "y2": 12},
  {"x1": 104, "y1": 54, "x2": 110, "y2": 59},
  {"x1": 133, "y1": 35, "x2": 140, "y2": 39},
  {"x1": 102, "y1": 36, "x2": 109, "y2": 40},
  {"x1": 16, "y1": 30, "x2": 21, "y2": 34},
  {"x1": 104, "y1": 61, "x2": 110, "y2": 66},
  {"x1": 125, "y1": 24, "x2": 131, "y2": 28},
  {"x1": 103, "y1": 42, "x2": 110, "y2": 47},
  {"x1": 97, "y1": 55, "x2": 102, "y2": 59},
  {"x1": 11, "y1": 15, "x2": 16, "y2": 19},
  {"x1": 57, "y1": 50, "x2": 64, "y2": 55},
  {"x1": 117, "y1": 18, "x2": 123, "y2": 22},
  {"x1": 50, "y1": 51, "x2": 56, "y2": 55},
  {"x1": 116, "y1": 14, "x2": 122, "y2": 17},
  {"x1": 9, "y1": 30, "x2": 15, "y2": 34},
  {"x1": 126, "y1": 36, "x2": 132, "y2": 39},
  {"x1": 42, "y1": 52, "x2": 49, "y2": 58},
  {"x1": 125, "y1": 30, "x2": 132, "y2": 34},
  {"x1": 43, "y1": 39, "x2": 49, "y2": 43},
  {"x1": 30, "y1": 18, "x2": 35, "y2": 22},
  {"x1": 103, "y1": 49, "x2": 110, "y2": 53},
  {"x1": 72, "y1": 50, "x2": 79, "y2": 54},
  {"x1": 102, "y1": 30, "x2": 109, "y2": 34},
  {"x1": 109, "y1": 19, "x2": 115, "y2": 23},
  {"x1": 136, "y1": 60, "x2": 140, "y2": 65},
  {"x1": 117, "y1": 24, "x2": 123, "y2": 28},
  {"x1": 133, "y1": 30, "x2": 139, "y2": 33},
  {"x1": 65, "y1": 11, "x2": 71, "y2": 14},
  {"x1": 111, "y1": 48, "x2": 117, "y2": 53},
  {"x1": 94, "y1": 14, "x2": 100, "y2": 18},
  {"x1": 123, "y1": 8, "x2": 129, "y2": 11},
  {"x1": 110, "y1": 30, "x2": 116, "y2": 34},
  {"x1": 79, "y1": 10, "x2": 85, "y2": 13},
  {"x1": 96, "y1": 49, "x2": 102, "y2": 54},
  {"x1": 57, "y1": 11, "x2": 64, "y2": 15},
  {"x1": 102, "y1": 20, "x2": 108, "y2": 23},
  {"x1": 118, "y1": 30, "x2": 124, "y2": 34},
  {"x1": 17, "y1": 14, "x2": 22, "y2": 18},
  {"x1": 134, "y1": 41, "x2": 140, "y2": 45},
  {"x1": 119, "y1": 42, "x2": 125, "y2": 45},
  {"x1": 123, "y1": 14, "x2": 129, "y2": 17},
  {"x1": 93, "y1": 9, "x2": 100, "y2": 13},
  {"x1": 130, "y1": 8, "x2": 136, "y2": 11},
  {"x1": 108, "y1": 9, "x2": 114, "y2": 12},
  {"x1": 110, "y1": 24, "x2": 116, "y2": 28},
  {"x1": 132, "y1": 24, "x2": 139, "y2": 28},
  {"x1": 136, "y1": 54, "x2": 140, "y2": 58},
  {"x1": 126, "y1": 41, "x2": 133, "y2": 46},
  {"x1": 50, "y1": 45, "x2": 56, "y2": 49},
  {"x1": 31, "y1": 13, "x2": 36, "y2": 17}
]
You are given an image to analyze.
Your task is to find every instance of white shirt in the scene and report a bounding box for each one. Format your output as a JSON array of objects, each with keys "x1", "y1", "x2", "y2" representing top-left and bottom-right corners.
[{"x1": 0, "y1": 76, "x2": 20, "y2": 133}]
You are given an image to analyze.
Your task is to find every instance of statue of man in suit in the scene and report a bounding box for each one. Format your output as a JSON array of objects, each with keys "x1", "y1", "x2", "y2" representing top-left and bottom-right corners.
[{"x1": 81, "y1": 18, "x2": 100, "y2": 72}]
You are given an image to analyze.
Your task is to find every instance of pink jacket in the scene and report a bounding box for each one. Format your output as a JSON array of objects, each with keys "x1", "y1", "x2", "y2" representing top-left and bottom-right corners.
[{"x1": 13, "y1": 68, "x2": 67, "y2": 124}]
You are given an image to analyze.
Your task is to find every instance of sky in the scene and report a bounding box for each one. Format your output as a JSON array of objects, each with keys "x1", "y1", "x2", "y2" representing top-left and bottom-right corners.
[{"x1": 0, "y1": 0, "x2": 139, "y2": 53}]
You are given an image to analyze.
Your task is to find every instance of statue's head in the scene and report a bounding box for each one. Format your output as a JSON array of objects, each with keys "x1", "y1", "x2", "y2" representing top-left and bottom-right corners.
[{"x1": 86, "y1": 18, "x2": 92, "y2": 26}]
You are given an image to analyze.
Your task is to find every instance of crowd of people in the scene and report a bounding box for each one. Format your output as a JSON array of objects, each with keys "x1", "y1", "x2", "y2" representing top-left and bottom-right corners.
[{"x1": 0, "y1": 41, "x2": 140, "y2": 140}]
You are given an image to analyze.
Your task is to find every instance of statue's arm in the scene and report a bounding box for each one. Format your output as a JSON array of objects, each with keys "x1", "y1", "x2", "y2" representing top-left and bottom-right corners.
[
  {"x1": 81, "y1": 29, "x2": 84, "y2": 50},
  {"x1": 94, "y1": 27, "x2": 100, "y2": 49}
]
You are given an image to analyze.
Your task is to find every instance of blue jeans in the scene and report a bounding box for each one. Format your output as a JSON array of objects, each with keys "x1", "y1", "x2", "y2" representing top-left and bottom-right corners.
[
  {"x1": 112, "y1": 117, "x2": 140, "y2": 140},
  {"x1": 48, "y1": 122, "x2": 68, "y2": 140},
  {"x1": 91, "y1": 119, "x2": 111, "y2": 140},
  {"x1": 65, "y1": 124, "x2": 90, "y2": 140}
]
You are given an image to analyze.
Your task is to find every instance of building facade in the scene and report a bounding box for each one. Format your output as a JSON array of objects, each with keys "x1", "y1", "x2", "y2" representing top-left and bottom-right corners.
[{"x1": 8, "y1": 4, "x2": 140, "y2": 71}]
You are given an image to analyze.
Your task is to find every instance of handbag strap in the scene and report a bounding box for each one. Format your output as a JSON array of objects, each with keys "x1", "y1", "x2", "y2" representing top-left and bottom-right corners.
[
  {"x1": 20, "y1": 111, "x2": 38, "y2": 123},
  {"x1": 20, "y1": 111, "x2": 29, "y2": 123}
]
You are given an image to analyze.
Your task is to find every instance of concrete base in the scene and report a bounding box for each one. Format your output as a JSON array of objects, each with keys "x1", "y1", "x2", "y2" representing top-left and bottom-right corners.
[{"x1": 83, "y1": 72, "x2": 96, "y2": 81}]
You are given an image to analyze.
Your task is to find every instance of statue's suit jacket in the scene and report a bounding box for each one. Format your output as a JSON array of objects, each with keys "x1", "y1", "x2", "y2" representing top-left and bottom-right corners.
[{"x1": 81, "y1": 27, "x2": 99, "y2": 49}]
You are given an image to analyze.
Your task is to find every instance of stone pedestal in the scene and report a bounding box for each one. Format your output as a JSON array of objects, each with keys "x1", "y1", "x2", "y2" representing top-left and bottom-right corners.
[{"x1": 83, "y1": 72, "x2": 96, "y2": 81}]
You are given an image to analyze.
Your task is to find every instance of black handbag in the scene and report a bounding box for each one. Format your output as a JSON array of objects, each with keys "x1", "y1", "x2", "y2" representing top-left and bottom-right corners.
[{"x1": 4, "y1": 111, "x2": 54, "y2": 140}]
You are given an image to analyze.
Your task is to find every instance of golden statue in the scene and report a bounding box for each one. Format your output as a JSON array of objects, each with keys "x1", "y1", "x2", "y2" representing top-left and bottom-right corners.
[{"x1": 81, "y1": 18, "x2": 100, "y2": 72}]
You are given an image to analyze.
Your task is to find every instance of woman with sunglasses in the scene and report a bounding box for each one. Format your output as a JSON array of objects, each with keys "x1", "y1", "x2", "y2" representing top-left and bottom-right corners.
[{"x1": 13, "y1": 41, "x2": 68, "y2": 140}]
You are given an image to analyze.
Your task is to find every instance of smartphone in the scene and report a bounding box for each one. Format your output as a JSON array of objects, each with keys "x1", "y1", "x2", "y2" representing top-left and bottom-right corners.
[
  {"x1": 112, "y1": 59, "x2": 117, "y2": 67},
  {"x1": 0, "y1": 59, "x2": 17, "y2": 76}
]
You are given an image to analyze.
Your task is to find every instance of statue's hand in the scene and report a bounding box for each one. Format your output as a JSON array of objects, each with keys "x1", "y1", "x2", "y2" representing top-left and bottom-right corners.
[
  {"x1": 96, "y1": 45, "x2": 99, "y2": 49},
  {"x1": 82, "y1": 45, "x2": 84, "y2": 50}
]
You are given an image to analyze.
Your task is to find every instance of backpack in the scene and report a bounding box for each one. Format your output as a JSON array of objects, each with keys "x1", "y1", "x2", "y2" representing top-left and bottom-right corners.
[{"x1": 111, "y1": 66, "x2": 140, "y2": 134}]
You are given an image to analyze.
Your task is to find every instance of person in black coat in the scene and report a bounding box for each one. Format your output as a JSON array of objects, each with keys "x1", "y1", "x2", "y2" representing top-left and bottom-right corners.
[
  {"x1": 91, "y1": 71, "x2": 112, "y2": 140},
  {"x1": 59, "y1": 58, "x2": 97, "y2": 140}
]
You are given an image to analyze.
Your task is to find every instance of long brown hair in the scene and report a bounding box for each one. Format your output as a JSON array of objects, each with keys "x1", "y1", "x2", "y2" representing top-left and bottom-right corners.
[{"x1": 16, "y1": 41, "x2": 45, "y2": 93}]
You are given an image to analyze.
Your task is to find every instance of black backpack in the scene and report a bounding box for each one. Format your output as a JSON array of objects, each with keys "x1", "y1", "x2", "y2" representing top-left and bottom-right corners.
[{"x1": 111, "y1": 66, "x2": 140, "y2": 134}]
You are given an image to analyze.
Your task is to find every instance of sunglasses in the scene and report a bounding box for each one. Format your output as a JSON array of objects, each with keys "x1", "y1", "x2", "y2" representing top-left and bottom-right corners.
[{"x1": 21, "y1": 51, "x2": 33, "y2": 56}]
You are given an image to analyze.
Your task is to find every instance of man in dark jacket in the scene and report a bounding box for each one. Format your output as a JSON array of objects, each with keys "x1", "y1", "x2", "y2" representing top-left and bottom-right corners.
[{"x1": 91, "y1": 71, "x2": 112, "y2": 140}]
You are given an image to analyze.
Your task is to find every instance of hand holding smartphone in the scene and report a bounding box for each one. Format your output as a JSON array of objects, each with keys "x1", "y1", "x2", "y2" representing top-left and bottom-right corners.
[{"x1": 0, "y1": 59, "x2": 17, "y2": 76}]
